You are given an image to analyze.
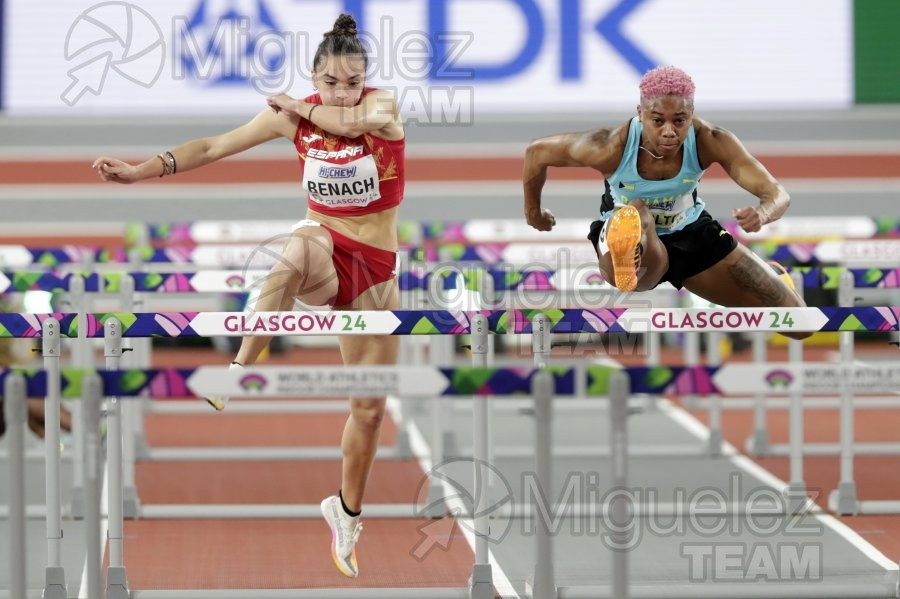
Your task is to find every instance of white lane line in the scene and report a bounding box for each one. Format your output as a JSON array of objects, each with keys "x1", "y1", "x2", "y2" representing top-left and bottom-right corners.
[
  {"x1": 386, "y1": 397, "x2": 521, "y2": 599},
  {"x1": 660, "y1": 399, "x2": 899, "y2": 572}
]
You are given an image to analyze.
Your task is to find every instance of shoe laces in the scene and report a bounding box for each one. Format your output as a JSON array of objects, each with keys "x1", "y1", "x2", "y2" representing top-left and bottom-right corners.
[{"x1": 344, "y1": 519, "x2": 363, "y2": 546}]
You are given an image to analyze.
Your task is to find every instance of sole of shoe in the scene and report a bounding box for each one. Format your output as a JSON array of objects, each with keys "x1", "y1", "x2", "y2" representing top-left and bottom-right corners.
[
  {"x1": 607, "y1": 205, "x2": 642, "y2": 292},
  {"x1": 204, "y1": 397, "x2": 226, "y2": 411}
]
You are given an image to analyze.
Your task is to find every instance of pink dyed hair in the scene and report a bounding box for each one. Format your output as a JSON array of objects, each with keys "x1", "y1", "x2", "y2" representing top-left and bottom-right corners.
[{"x1": 639, "y1": 66, "x2": 695, "y2": 103}]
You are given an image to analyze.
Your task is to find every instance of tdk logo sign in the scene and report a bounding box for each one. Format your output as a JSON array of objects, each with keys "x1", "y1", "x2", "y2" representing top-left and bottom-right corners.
[
  {"x1": 175, "y1": 0, "x2": 285, "y2": 85},
  {"x1": 341, "y1": 0, "x2": 657, "y2": 80}
]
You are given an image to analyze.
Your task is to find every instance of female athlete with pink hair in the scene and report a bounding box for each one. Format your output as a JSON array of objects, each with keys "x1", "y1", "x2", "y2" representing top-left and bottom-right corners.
[{"x1": 523, "y1": 65, "x2": 807, "y2": 337}]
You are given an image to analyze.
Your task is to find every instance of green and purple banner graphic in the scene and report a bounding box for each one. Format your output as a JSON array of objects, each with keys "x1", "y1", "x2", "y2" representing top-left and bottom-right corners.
[
  {"x1": 3, "y1": 362, "x2": 899, "y2": 399},
  {"x1": 0, "y1": 307, "x2": 898, "y2": 339},
  {"x1": 3, "y1": 268, "x2": 900, "y2": 295}
]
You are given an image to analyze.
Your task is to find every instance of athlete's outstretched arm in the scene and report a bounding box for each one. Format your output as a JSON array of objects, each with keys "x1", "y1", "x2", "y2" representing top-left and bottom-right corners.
[
  {"x1": 523, "y1": 127, "x2": 623, "y2": 231},
  {"x1": 698, "y1": 123, "x2": 790, "y2": 233},
  {"x1": 267, "y1": 89, "x2": 401, "y2": 139},
  {"x1": 92, "y1": 108, "x2": 292, "y2": 184}
]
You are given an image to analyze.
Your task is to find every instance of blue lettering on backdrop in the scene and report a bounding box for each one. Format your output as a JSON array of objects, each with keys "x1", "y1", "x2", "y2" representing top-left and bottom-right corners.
[
  {"x1": 332, "y1": 0, "x2": 657, "y2": 82},
  {"x1": 428, "y1": 0, "x2": 544, "y2": 80},
  {"x1": 0, "y1": 0, "x2": 4, "y2": 109},
  {"x1": 594, "y1": 0, "x2": 655, "y2": 75},
  {"x1": 180, "y1": 0, "x2": 285, "y2": 84}
]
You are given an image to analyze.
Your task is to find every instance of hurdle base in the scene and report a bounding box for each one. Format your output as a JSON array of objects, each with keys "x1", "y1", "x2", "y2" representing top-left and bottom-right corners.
[
  {"x1": 443, "y1": 430, "x2": 460, "y2": 457},
  {"x1": 525, "y1": 573, "x2": 558, "y2": 599},
  {"x1": 745, "y1": 430, "x2": 770, "y2": 456},
  {"x1": 468, "y1": 563, "x2": 494, "y2": 599},
  {"x1": 423, "y1": 482, "x2": 448, "y2": 518},
  {"x1": 133, "y1": 431, "x2": 151, "y2": 460},
  {"x1": 784, "y1": 482, "x2": 809, "y2": 515},
  {"x1": 69, "y1": 486, "x2": 85, "y2": 519},
  {"x1": 42, "y1": 566, "x2": 67, "y2": 599},
  {"x1": 707, "y1": 429, "x2": 723, "y2": 457},
  {"x1": 829, "y1": 482, "x2": 858, "y2": 516},
  {"x1": 106, "y1": 566, "x2": 130, "y2": 599},
  {"x1": 124, "y1": 485, "x2": 143, "y2": 519},
  {"x1": 394, "y1": 429, "x2": 413, "y2": 459}
]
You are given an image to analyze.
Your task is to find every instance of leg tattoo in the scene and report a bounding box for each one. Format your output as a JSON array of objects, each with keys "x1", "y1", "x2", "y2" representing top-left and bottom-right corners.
[{"x1": 727, "y1": 254, "x2": 787, "y2": 306}]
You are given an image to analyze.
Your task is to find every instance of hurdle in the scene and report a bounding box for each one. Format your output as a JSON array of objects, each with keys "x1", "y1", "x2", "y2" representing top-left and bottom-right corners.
[{"x1": 7, "y1": 356, "x2": 900, "y2": 597}]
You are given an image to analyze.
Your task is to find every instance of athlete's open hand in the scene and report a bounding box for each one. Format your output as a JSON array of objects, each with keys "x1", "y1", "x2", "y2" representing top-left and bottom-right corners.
[
  {"x1": 526, "y1": 207, "x2": 556, "y2": 231},
  {"x1": 92, "y1": 157, "x2": 140, "y2": 184},
  {"x1": 732, "y1": 205, "x2": 769, "y2": 234}
]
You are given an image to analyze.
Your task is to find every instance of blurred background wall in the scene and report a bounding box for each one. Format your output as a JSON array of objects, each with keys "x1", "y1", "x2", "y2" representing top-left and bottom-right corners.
[{"x1": 1, "y1": 0, "x2": 899, "y2": 228}]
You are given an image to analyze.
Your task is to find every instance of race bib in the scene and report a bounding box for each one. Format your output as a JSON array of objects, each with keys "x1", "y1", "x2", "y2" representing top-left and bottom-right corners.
[
  {"x1": 644, "y1": 193, "x2": 695, "y2": 231},
  {"x1": 303, "y1": 154, "x2": 381, "y2": 209}
]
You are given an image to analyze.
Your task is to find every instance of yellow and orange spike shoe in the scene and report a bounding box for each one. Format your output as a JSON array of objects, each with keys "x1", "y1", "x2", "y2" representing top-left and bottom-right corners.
[
  {"x1": 768, "y1": 261, "x2": 795, "y2": 290},
  {"x1": 606, "y1": 205, "x2": 643, "y2": 292}
]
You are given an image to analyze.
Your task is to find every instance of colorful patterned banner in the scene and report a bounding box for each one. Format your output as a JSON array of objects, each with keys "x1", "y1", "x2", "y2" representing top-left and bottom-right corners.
[
  {"x1": 5, "y1": 362, "x2": 898, "y2": 399},
  {"x1": 0, "y1": 307, "x2": 897, "y2": 339},
  {"x1": 0, "y1": 366, "x2": 576, "y2": 398},
  {"x1": 5, "y1": 267, "x2": 899, "y2": 294}
]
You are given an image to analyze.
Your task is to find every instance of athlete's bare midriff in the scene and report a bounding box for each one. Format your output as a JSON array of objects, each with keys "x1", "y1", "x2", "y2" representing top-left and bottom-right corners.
[{"x1": 307, "y1": 205, "x2": 399, "y2": 252}]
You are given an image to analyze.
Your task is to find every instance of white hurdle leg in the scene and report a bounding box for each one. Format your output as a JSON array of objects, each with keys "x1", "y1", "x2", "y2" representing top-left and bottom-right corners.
[
  {"x1": 706, "y1": 331, "x2": 723, "y2": 456},
  {"x1": 831, "y1": 269, "x2": 859, "y2": 515},
  {"x1": 41, "y1": 318, "x2": 67, "y2": 599},
  {"x1": 119, "y1": 276, "x2": 142, "y2": 518},
  {"x1": 66, "y1": 275, "x2": 87, "y2": 519},
  {"x1": 785, "y1": 271, "x2": 807, "y2": 514},
  {"x1": 468, "y1": 313, "x2": 494, "y2": 599},
  {"x1": 525, "y1": 368, "x2": 557, "y2": 599},
  {"x1": 609, "y1": 369, "x2": 631, "y2": 599},
  {"x1": 746, "y1": 332, "x2": 770, "y2": 454},
  {"x1": 81, "y1": 373, "x2": 104, "y2": 599},
  {"x1": 643, "y1": 331, "x2": 661, "y2": 412},
  {"x1": 104, "y1": 317, "x2": 131, "y2": 599},
  {"x1": 6, "y1": 373, "x2": 28, "y2": 599},
  {"x1": 682, "y1": 332, "x2": 700, "y2": 410}
]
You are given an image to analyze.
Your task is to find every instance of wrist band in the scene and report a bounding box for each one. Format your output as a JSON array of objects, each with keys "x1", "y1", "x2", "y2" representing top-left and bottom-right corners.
[
  {"x1": 165, "y1": 151, "x2": 177, "y2": 174},
  {"x1": 156, "y1": 154, "x2": 171, "y2": 177},
  {"x1": 307, "y1": 104, "x2": 319, "y2": 121}
]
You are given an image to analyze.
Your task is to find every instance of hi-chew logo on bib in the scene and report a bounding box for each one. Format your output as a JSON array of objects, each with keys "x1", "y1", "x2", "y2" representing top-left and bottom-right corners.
[{"x1": 303, "y1": 154, "x2": 381, "y2": 208}]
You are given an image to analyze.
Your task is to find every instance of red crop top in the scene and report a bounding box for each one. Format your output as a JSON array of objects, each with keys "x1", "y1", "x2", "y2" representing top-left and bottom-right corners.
[{"x1": 293, "y1": 88, "x2": 405, "y2": 217}]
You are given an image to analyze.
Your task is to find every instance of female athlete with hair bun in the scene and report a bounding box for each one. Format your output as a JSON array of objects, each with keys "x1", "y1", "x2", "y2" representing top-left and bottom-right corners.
[
  {"x1": 94, "y1": 13, "x2": 404, "y2": 577},
  {"x1": 523, "y1": 65, "x2": 809, "y2": 339}
]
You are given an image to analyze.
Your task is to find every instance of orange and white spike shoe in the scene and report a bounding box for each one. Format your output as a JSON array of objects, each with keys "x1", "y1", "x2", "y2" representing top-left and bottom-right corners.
[{"x1": 606, "y1": 205, "x2": 643, "y2": 292}]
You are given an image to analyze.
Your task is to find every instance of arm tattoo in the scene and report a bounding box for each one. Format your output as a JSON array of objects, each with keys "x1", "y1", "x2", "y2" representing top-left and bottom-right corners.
[{"x1": 727, "y1": 253, "x2": 787, "y2": 306}]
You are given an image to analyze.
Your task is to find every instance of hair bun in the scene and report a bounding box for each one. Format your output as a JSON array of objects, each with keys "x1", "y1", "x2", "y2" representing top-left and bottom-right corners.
[{"x1": 327, "y1": 13, "x2": 358, "y2": 37}]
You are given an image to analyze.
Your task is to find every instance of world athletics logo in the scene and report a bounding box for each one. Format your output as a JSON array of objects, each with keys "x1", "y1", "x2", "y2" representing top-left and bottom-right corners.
[
  {"x1": 764, "y1": 369, "x2": 794, "y2": 389},
  {"x1": 239, "y1": 373, "x2": 268, "y2": 392}
]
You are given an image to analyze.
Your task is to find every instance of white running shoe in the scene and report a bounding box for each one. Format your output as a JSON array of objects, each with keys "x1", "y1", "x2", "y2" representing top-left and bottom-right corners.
[
  {"x1": 320, "y1": 495, "x2": 363, "y2": 578},
  {"x1": 204, "y1": 362, "x2": 243, "y2": 411}
]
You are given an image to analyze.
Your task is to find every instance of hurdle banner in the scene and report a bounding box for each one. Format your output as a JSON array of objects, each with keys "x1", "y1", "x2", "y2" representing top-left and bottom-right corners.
[
  {"x1": 0, "y1": 307, "x2": 898, "y2": 338},
  {"x1": 3, "y1": 363, "x2": 900, "y2": 399},
  {"x1": 2, "y1": 267, "x2": 900, "y2": 295},
  {"x1": 0, "y1": 366, "x2": 579, "y2": 398}
]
